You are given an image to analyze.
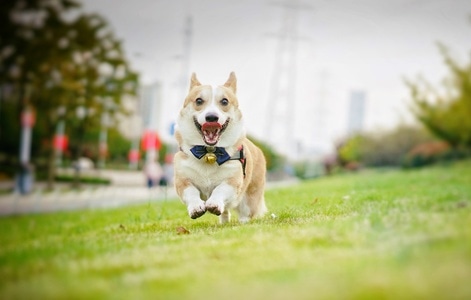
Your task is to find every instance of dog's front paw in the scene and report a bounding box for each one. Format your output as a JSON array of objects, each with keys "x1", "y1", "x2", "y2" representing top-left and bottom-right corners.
[
  {"x1": 206, "y1": 201, "x2": 224, "y2": 216},
  {"x1": 188, "y1": 201, "x2": 206, "y2": 219}
]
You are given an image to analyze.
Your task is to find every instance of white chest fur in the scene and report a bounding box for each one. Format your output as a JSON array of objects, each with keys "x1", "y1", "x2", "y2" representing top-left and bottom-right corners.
[{"x1": 179, "y1": 154, "x2": 242, "y2": 199}]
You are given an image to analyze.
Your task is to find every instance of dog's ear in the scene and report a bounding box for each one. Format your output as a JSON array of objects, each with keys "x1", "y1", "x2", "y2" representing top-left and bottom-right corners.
[
  {"x1": 223, "y1": 72, "x2": 237, "y2": 94},
  {"x1": 190, "y1": 73, "x2": 201, "y2": 90}
]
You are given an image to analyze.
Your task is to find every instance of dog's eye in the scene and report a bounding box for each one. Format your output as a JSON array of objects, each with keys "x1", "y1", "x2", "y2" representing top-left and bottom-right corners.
[
  {"x1": 220, "y1": 98, "x2": 229, "y2": 106},
  {"x1": 195, "y1": 98, "x2": 204, "y2": 106}
]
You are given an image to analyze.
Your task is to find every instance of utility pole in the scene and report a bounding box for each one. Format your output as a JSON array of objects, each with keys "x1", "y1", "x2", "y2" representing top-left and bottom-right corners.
[
  {"x1": 172, "y1": 15, "x2": 192, "y2": 135},
  {"x1": 174, "y1": 15, "x2": 193, "y2": 107},
  {"x1": 311, "y1": 70, "x2": 329, "y2": 156},
  {"x1": 265, "y1": 0, "x2": 311, "y2": 157},
  {"x1": 17, "y1": 86, "x2": 35, "y2": 194},
  {"x1": 170, "y1": 15, "x2": 193, "y2": 139},
  {"x1": 180, "y1": 15, "x2": 193, "y2": 93}
]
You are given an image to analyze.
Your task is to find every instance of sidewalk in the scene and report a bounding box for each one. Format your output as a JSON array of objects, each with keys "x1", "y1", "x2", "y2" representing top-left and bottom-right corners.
[
  {"x1": 0, "y1": 169, "x2": 176, "y2": 216},
  {"x1": 0, "y1": 184, "x2": 175, "y2": 216},
  {"x1": 0, "y1": 169, "x2": 298, "y2": 217}
]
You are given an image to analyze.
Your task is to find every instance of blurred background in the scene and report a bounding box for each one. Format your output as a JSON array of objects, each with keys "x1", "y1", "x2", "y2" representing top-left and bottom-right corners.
[{"x1": 1, "y1": 0, "x2": 471, "y2": 196}]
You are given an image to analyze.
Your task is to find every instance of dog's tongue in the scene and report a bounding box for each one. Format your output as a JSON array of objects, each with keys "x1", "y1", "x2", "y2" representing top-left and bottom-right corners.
[{"x1": 202, "y1": 122, "x2": 221, "y2": 145}]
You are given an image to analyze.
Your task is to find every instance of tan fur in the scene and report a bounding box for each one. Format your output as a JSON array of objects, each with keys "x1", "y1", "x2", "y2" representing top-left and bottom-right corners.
[
  {"x1": 174, "y1": 131, "x2": 184, "y2": 146},
  {"x1": 173, "y1": 72, "x2": 267, "y2": 223}
]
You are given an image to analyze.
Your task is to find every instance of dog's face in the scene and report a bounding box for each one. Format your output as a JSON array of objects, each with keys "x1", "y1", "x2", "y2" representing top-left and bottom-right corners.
[{"x1": 177, "y1": 72, "x2": 244, "y2": 147}]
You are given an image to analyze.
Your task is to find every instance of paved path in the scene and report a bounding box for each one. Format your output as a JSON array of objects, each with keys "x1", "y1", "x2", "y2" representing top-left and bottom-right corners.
[
  {"x1": 0, "y1": 185, "x2": 175, "y2": 216},
  {"x1": 0, "y1": 169, "x2": 298, "y2": 216},
  {"x1": 0, "y1": 169, "x2": 175, "y2": 216}
]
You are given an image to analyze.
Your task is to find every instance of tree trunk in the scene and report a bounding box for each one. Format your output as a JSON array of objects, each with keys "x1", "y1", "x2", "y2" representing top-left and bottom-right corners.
[
  {"x1": 72, "y1": 122, "x2": 85, "y2": 189},
  {"x1": 46, "y1": 138, "x2": 56, "y2": 190}
]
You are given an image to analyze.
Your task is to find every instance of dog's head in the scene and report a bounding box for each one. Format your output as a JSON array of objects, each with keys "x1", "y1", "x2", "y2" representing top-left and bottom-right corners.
[{"x1": 176, "y1": 72, "x2": 244, "y2": 147}]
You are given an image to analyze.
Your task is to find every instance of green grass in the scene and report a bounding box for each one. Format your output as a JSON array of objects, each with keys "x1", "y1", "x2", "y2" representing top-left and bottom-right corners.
[{"x1": 1, "y1": 161, "x2": 471, "y2": 300}]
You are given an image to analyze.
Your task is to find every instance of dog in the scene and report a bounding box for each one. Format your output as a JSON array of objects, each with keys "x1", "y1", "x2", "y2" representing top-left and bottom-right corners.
[{"x1": 173, "y1": 72, "x2": 267, "y2": 223}]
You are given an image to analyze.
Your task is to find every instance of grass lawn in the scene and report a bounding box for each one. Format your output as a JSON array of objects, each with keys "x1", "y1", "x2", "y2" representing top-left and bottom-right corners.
[{"x1": 1, "y1": 160, "x2": 470, "y2": 300}]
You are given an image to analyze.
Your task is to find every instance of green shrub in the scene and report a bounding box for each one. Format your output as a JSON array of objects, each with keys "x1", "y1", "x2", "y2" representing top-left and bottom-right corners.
[
  {"x1": 248, "y1": 135, "x2": 284, "y2": 172},
  {"x1": 338, "y1": 125, "x2": 434, "y2": 168},
  {"x1": 403, "y1": 141, "x2": 471, "y2": 168},
  {"x1": 54, "y1": 175, "x2": 111, "y2": 185}
]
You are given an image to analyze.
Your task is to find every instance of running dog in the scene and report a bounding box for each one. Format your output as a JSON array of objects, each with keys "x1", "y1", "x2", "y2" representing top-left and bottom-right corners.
[{"x1": 173, "y1": 72, "x2": 267, "y2": 223}]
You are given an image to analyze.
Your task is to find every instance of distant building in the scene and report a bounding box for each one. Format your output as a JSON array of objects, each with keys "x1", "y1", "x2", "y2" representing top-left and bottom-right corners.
[
  {"x1": 139, "y1": 82, "x2": 163, "y2": 131},
  {"x1": 347, "y1": 90, "x2": 366, "y2": 135},
  {"x1": 116, "y1": 95, "x2": 142, "y2": 141},
  {"x1": 117, "y1": 82, "x2": 165, "y2": 144}
]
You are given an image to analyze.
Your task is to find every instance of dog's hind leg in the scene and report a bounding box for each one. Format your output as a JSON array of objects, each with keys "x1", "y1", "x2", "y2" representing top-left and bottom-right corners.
[
  {"x1": 237, "y1": 196, "x2": 251, "y2": 223},
  {"x1": 243, "y1": 188, "x2": 267, "y2": 220},
  {"x1": 219, "y1": 210, "x2": 231, "y2": 224}
]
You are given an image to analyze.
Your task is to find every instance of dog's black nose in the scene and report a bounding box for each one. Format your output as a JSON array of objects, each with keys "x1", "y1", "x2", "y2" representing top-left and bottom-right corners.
[{"x1": 205, "y1": 113, "x2": 219, "y2": 122}]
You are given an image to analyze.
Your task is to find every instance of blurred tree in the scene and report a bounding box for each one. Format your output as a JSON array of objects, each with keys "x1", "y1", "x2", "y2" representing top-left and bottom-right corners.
[
  {"x1": 0, "y1": 0, "x2": 139, "y2": 188},
  {"x1": 406, "y1": 44, "x2": 471, "y2": 150},
  {"x1": 248, "y1": 135, "x2": 284, "y2": 172},
  {"x1": 338, "y1": 134, "x2": 363, "y2": 166},
  {"x1": 337, "y1": 125, "x2": 435, "y2": 168}
]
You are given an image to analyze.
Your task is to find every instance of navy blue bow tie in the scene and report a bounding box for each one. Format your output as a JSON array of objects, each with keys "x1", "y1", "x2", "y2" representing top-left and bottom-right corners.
[{"x1": 190, "y1": 145, "x2": 231, "y2": 165}]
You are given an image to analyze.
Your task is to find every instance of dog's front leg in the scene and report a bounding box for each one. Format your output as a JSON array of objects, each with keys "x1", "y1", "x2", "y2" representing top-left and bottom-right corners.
[
  {"x1": 180, "y1": 185, "x2": 206, "y2": 219},
  {"x1": 205, "y1": 182, "x2": 238, "y2": 222}
]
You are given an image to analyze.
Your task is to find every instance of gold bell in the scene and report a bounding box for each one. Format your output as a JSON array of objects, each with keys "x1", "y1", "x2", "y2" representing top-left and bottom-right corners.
[{"x1": 204, "y1": 153, "x2": 217, "y2": 164}]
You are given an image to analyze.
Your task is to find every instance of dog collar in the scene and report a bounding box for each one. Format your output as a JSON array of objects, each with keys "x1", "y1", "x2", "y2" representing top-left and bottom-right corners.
[
  {"x1": 189, "y1": 145, "x2": 246, "y2": 177},
  {"x1": 190, "y1": 145, "x2": 230, "y2": 165}
]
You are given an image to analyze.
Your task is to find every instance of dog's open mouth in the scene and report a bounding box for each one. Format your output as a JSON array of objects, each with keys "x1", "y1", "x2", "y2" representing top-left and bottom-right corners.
[{"x1": 194, "y1": 117, "x2": 229, "y2": 146}]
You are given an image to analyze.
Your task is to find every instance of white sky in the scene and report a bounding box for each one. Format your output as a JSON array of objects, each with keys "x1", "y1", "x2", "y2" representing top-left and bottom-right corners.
[{"x1": 81, "y1": 0, "x2": 471, "y2": 157}]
